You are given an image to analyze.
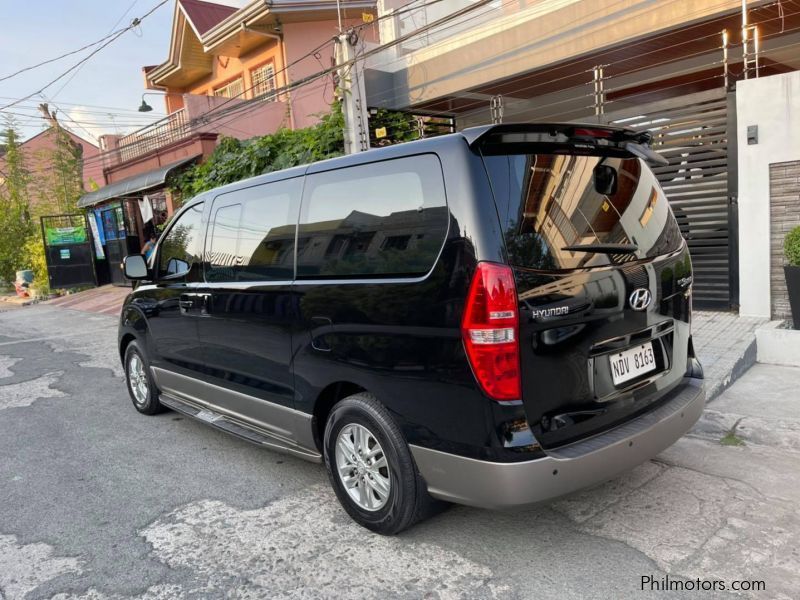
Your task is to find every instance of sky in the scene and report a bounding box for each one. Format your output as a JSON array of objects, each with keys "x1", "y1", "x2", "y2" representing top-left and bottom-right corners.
[{"x1": 0, "y1": 0, "x2": 245, "y2": 145}]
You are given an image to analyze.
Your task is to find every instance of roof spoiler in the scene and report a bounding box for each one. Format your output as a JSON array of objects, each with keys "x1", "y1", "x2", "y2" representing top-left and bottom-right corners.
[{"x1": 461, "y1": 123, "x2": 669, "y2": 166}]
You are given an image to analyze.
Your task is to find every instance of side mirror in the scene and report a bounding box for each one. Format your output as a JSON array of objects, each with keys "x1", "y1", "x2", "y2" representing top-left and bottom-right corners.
[
  {"x1": 594, "y1": 164, "x2": 618, "y2": 196},
  {"x1": 123, "y1": 254, "x2": 149, "y2": 280}
]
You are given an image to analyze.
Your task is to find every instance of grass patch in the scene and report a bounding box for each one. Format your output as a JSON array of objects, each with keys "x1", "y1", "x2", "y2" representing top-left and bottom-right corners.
[
  {"x1": 720, "y1": 432, "x2": 746, "y2": 446},
  {"x1": 720, "y1": 417, "x2": 746, "y2": 447}
]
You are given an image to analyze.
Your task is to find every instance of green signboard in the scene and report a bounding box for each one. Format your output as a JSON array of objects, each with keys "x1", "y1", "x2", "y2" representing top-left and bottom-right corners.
[{"x1": 45, "y1": 226, "x2": 88, "y2": 246}]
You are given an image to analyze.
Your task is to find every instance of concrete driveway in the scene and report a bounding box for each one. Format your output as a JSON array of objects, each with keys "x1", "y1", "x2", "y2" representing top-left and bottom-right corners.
[{"x1": 1, "y1": 306, "x2": 798, "y2": 599}]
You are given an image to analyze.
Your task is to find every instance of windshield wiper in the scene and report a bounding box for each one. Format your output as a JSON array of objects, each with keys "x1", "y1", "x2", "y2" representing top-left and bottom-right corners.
[{"x1": 562, "y1": 243, "x2": 638, "y2": 254}]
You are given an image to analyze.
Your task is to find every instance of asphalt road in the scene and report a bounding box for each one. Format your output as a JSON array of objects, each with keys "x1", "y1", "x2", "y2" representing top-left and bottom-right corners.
[{"x1": 1, "y1": 306, "x2": 798, "y2": 599}]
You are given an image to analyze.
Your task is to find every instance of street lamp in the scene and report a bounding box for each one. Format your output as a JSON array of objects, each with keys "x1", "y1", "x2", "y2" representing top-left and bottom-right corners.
[{"x1": 137, "y1": 92, "x2": 169, "y2": 112}]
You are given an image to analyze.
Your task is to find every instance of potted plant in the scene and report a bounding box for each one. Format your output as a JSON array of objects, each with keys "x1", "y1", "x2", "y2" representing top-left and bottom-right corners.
[{"x1": 784, "y1": 225, "x2": 800, "y2": 329}]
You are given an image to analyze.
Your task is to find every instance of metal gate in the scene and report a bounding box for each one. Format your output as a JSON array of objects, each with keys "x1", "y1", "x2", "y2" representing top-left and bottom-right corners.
[
  {"x1": 597, "y1": 88, "x2": 737, "y2": 309},
  {"x1": 41, "y1": 214, "x2": 97, "y2": 289}
]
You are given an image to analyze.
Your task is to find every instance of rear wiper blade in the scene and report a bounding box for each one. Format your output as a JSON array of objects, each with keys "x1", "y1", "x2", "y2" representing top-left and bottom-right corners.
[{"x1": 562, "y1": 243, "x2": 638, "y2": 254}]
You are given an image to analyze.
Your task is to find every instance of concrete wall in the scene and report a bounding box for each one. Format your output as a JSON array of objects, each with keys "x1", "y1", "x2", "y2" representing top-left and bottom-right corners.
[
  {"x1": 283, "y1": 17, "x2": 377, "y2": 128},
  {"x1": 183, "y1": 39, "x2": 284, "y2": 100},
  {"x1": 737, "y1": 71, "x2": 800, "y2": 318},
  {"x1": 183, "y1": 94, "x2": 290, "y2": 138},
  {"x1": 372, "y1": 0, "x2": 748, "y2": 108}
]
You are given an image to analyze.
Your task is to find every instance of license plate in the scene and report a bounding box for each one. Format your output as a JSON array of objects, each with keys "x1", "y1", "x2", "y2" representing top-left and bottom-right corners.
[{"x1": 609, "y1": 342, "x2": 656, "y2": 385}]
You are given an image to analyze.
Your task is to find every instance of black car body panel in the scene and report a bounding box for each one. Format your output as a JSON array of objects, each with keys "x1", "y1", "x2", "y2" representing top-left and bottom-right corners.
[{"x1": 118, "y1": 124, "x2": 705, "y2": 508}]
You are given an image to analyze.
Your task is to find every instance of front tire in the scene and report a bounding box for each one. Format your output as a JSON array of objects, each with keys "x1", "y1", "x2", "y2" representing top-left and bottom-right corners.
[
  {"x1": 323, "y1": 393, "x2": 441, "y2": 534},
  {"x1": 124, "y1": 340, "x2": 164, "y2": 415}
]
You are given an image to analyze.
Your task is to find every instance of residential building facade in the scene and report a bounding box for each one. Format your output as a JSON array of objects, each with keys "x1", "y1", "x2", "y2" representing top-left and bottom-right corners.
[
  {"x1": 0, "y1": 126, "x2": 102, "y2": 216},
  {"x1": 365, "y1": 0, "x2": 800, "y2": 311},
  {"x1": 78, "y1": 0, "x2": 377, "y2": 285}
]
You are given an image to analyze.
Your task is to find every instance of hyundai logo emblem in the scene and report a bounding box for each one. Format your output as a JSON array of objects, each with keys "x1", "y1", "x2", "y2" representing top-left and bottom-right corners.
[{"x1": 629, "y1": 288, "x2": 652, "y2": 311}]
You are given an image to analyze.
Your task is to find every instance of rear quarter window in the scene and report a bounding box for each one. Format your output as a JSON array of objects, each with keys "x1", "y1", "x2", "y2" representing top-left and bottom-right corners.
[
  {"x1": 483, "y1": 153, "x2": 683, "y2": 270},
  {"x1": 296, "y1": 155, "x2": 449, "y2": 278},
  {"x1": 205, "y1": 178, "x2": 300, "y2": 282}
]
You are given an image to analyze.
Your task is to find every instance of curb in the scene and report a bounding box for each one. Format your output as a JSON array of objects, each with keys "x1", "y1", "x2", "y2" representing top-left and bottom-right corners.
[{"x1": 705, "y1": 336, "x2": 759, "y2": 403}]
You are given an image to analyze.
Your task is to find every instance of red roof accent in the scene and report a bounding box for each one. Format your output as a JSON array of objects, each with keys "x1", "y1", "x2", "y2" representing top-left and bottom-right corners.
[{"x1": 179, "y1": 0, "x2": 237, "y2": 37}]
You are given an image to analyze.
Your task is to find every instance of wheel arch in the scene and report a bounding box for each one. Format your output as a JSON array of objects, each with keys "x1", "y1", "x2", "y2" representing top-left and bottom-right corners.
[
  {"x1": 119, "y1": 333, "x2": 137, "y2": 363},
  {"x1": 312, "y1": 381, "x2": 367, "y2": 452},
  {"x1": 118, "y1": 304, "x2": 150, "y2": 363}
]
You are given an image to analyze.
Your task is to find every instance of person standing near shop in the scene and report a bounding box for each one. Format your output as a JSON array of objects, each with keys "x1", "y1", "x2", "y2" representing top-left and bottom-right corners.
[{"x1": 141, "y1": 233, "x2": 157, "y2": 262}]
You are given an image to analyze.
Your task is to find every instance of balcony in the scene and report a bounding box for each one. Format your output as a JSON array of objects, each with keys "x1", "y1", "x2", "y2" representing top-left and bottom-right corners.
[
  {"x1": 118, "y1": 109, "x2": 190, "y2": 163},
  {"x1": 104, "y1": 94, "x2": 289, "y2": 167}
]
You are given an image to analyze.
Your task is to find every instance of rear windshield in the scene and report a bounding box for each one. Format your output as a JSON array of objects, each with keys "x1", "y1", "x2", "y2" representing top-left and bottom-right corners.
[{"x1": 482, "y1": 153, "x2": 683, "y2": 270}]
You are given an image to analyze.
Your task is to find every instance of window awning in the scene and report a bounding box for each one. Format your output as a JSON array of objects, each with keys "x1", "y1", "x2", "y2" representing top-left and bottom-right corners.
[{"x1": 77, "y1": 155, "x2": 200, "y2": 208}]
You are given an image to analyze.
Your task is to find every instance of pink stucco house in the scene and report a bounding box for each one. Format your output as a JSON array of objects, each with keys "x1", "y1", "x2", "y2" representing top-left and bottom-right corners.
[
  {"x1": 0, "y1": 127, "x2": 103, "y2": 216},
  {"x1": 77, "y1": 0, "x2": 377, "y2": 285}
]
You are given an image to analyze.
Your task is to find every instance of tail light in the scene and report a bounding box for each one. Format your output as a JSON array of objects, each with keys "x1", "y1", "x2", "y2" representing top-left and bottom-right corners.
[
  {"x1": 461, "y1": 262, "x2": 521, "y2": 401},
  {"x1": 571, "y1": 127, "x2": 614, "y2": 139}
]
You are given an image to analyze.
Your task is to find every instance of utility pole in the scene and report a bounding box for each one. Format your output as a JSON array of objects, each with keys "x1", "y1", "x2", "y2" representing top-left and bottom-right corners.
[{"x1": 335, "y1": 31, "x2": 370, "y2": 154}]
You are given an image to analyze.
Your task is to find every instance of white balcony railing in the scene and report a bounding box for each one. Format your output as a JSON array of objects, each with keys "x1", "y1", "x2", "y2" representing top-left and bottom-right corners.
[{"x1": 117, "y1": 108, "x2": 190, "y2": 162}]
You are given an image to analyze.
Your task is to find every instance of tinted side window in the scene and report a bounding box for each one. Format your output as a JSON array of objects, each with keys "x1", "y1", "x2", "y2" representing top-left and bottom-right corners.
[
  {"x1": 157, "y1": 202, "x2": 204, "y2": 281},
  {"x1": 206, "y1": 178, "x2": 300, "y2": 282},
  {"x1": 297, "y1": 155, "x2": 448, "y2": 278}
]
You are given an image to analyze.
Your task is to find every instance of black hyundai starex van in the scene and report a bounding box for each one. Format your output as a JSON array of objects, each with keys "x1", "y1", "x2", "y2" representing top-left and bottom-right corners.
[{"x1": 119, "y1": 123, "x2": 705, "y2": 534}]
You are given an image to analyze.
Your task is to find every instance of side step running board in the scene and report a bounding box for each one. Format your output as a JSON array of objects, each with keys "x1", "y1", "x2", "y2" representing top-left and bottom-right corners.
[{"x1": 159, "y1": 393, "x2": 322, "y2": 463}]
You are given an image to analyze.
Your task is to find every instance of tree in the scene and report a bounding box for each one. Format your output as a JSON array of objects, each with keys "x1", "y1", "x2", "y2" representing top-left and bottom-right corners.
[
  {"x1": 0, "y1": 120, "x2": 34, "y2": 284},
  {"x1": 28, "y1": 114, "x2": 84, "y2": 217}
]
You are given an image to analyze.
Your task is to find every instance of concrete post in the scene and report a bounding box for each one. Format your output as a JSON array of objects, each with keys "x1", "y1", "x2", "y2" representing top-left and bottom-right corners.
[
  {"x1": 335, "y1": 32, "x2": 370, "y2": 154},
  {"x1": 376, "y1": 0, "x2": 399, "y2": 53},
  {"x1": 736, "y1": 71, "x2": 800, "y2": 318}
]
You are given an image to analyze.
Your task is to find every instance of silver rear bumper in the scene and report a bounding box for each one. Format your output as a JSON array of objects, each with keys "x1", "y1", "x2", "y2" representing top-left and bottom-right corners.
[{"x1": 410, "y1": 378, "x2": 705, "y2": 509}]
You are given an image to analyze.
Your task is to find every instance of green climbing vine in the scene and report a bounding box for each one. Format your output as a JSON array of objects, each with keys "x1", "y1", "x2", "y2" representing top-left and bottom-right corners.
[{"x1": 169, "y1": 102, "x2": 427, "y2": 201}]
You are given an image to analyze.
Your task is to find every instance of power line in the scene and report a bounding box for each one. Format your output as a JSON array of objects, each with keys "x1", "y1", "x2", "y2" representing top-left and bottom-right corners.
[
  {"x1": 72, "y1": 0, "x2": 791, "y2": 170},
  {"x1": 365, "y1": 0, "x2": 774, "y2": 118},
  {"x1": 44, "y1": 0, "x2": 145, "y2": 143},
  {"x1": 69, "y1": 0, "x2": 665, "y2": 169},
  {"x1": 5, "y1": 0, "x2": 441, "y2": 154},
  {"x1": 0, "y1": 96, "x2": 166, "y2": 115},
  {"x1": 447, "y1": 0, "x2": 799, "y2": 120},
  {"x1": 50, "y1": 0, "x2": 142, "y2": 101},
  {"x1": 0, "y1": 0, "x2": 436, "y2": 117},
  {"x1": 193, "y1": 0, "x2": 495, "y2": 129},
  {"x1": 187, "y1": 0, "x2": 450, "y2": 123},
  {"x1": 0, "y1": 27, "x2": 130, "y2": 83},
  {"x1": 0, "y1": 0, "x2": 169, "y2": 112}
]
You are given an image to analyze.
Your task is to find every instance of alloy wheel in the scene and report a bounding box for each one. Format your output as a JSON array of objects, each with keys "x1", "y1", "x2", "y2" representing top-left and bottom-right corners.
[
  {"x1": 334, "y1": 423, "x2": 391, "y2": 511},
  {"x1": 128, "y1": 353, "x2": 149, "y2": 406}
]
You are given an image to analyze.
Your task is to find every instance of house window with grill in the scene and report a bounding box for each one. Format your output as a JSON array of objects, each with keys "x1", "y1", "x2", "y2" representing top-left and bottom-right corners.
[
  {"x1": 214, "y1": 77, "x2": 244, "y2": 99},
  {"x1": 251, "y1": 63, "x2": 277, "y2": 100}
]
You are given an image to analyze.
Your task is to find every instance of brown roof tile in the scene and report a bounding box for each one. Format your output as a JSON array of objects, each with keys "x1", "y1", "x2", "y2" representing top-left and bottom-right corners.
[{"x1": 179, "y1": 0, "x2": 237, "y2": 37}]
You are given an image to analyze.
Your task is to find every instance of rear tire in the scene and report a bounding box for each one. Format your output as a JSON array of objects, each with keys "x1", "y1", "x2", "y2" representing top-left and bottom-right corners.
[
  {"x1": 124, "y1": 340, "x2": 164, "y2": 415},
  {"x1": 323, "y1": 393, "x2": 443, "y2": 534}
]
